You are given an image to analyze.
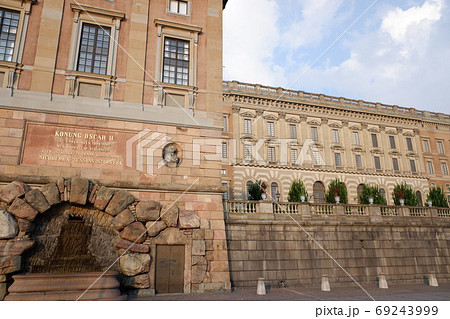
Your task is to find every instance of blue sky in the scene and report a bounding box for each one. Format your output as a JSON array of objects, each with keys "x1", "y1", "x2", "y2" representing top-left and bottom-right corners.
[{"x1": 223, "y1": 0, "x2": 450, "y2": 114}]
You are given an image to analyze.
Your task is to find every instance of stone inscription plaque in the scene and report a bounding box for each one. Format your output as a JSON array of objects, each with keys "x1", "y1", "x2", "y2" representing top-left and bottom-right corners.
[{"x1": 22, "y1": 123, "x2": 135, "y2": 170}]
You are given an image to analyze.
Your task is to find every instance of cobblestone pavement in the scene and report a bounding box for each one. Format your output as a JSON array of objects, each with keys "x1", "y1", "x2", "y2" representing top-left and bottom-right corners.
[{"x1": 133, "y1": 283, "x2": 450, "y2": 301}]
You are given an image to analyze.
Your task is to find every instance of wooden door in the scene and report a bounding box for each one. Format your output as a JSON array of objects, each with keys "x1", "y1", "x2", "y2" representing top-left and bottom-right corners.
[{"x1": 155, "y1": 245, "x2": 185, "y2": 294}]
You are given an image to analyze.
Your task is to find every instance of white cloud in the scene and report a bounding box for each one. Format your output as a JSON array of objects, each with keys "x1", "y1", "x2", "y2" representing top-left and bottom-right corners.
[{"x1": 223, "y1": 0, "x2": 285, "y2": 85}]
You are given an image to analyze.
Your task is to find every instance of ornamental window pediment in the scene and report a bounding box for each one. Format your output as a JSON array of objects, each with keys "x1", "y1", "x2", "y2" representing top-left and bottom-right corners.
[
  {"x1": 368, "y1": 126, "x2": 379, "y2": 133},
  {"x1": 286, "y1": 117, "x2": 300, "y2": 123},
  {"x1": 403, "y1": 130, "x2": 414, "y2": 137},
  {"x1": 329, "y1": 122, "x2": 342, "y2": 128},
  {"x1": 349, "y1": 125, "x2": 362, "y2": 131},
  {"x1": 240, "y1": 111, "x2": 256, "y2": 118},
  {"x1": 385, "y1": 128, "x2": 397, "y2": 135},
  {"x1": 307, "y1": 119, "x2": 321, "y2": 126},
  {"x1": 263, "y1": 114, "x2": 278, "y2": 121}
]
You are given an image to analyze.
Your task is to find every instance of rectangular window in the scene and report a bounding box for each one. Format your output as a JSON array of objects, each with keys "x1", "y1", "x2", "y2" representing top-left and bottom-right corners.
[
  {"x1": 410, "y1": 159, "x2": 417, "y2": 173},
  {"x1": 312, "y1": 150, "x2": 321, "y2": 165},
  {"x1": 422, "y1": 140, "x2": 430, "y2": 153},
  {"x1": 352, "y1": 132, "x2": 360, "y2": 145},
  {"x1": 221, "y1": 142, "x2": 227, "y2": 158},
  {"x1": 244, "y1": 144, "x2": 252, "y2": 161},
  {"x1": 334, "y1": 152, "x2": 342, "y2": 167},
  {"x1": 392, "y1": 158, "x2": 399, "y2": 171},
  {"x1": 389, "y1": 136, "x2": 396, "y2": 149},
  {"x1": 289, "y1": 124, "x2": 297, "y2": 139},
  {"x1": 427, "y1": 161, "x2": 434, "y2": 174},
  {"x1": 291, "y1": 149, "x2": 298, "y2": 164},
  {"x1": 244, "y1": 118, "x2": 252, "y2": 134},
  {"x1": 169, "y1": 0, "x2": 188, "y2": 15},
  {"x1": 222, "y1": 183, "x2": 229, "y2": 200},
  {"x1": 163, "y1": 37, "x2": 189, "y2": 85},
  {"x1": 355, "y1": 154, "x2": 362, "y2": 169},
  {"x1": 222, "y1": 116, "x2": 227, "y2": 132},
  {"x1": 441, "y1": 162, "x2": 449, "y2": 175},
  {"x1": 0, "y1": 8, "x2": 20, "y2": 62},
  {"x1": 268, "y1": 146, "x2": 276, "y2": 162},
  {"x1": 332, "y1": 129, "x2": 340, "y2": 143},
  {"x1": 77, "y1": 24, "x2": 111, "y2": 75},
  {"x1": 406, "y1": 137, "x2": 413, "y2": 151},
  {"x1": 374, "y1": 156, "x2": 381, "y2": 170},
  {"x1": 437, "y1": 141, "x2": 444, "y2": 154},
  {"x1": 267, "y1": 121, "x2": 275, "y2": 137},
  {"x1": 311, "y1": 127, "x2": 318, "y2": 141},
  {"x1": 371, "y1": 134, "x2": 378, "y2": 148}
]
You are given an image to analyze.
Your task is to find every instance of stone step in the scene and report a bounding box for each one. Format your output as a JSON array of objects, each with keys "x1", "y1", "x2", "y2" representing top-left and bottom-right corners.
[{"x1": 5, "y1": 272, "x2": 126, "y2": 301}]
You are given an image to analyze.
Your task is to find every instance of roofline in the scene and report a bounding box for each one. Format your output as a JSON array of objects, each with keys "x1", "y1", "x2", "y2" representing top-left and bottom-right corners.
[{"x1": 223, "y1": 0, "x2": 228, "y2": 9}]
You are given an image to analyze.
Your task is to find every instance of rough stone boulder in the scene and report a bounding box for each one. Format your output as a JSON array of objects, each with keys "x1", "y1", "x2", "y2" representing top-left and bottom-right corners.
[
  {"x1": 135, "y1": 201, "x2": 161, "y2": 222},
  {"x1": 160, "y1": 204, "x2": 179, "y2": 227},
  {"x1": 0, "y1": 239, "x2": 34, "y2": 256},
  {"x1": 146, "y1": 221, "x2": 167, "y2": 237},
  {"x1": 105, "y1": 190, "x2": 135, "y2": 216},
  {"x1": 115, "y1": 238, "x2": 149, "y2": 254},
  {"x1": 7, "y1": 198, "x2": 38, "y2": 221},
  {"x1": 0, "y1": 210, "x2": 18, "y2": 239},
  {"x1": 0, "y1": 256, "x2": 21, "y2": 275},
  {"x1": 179, "y1": 210, "x2": 200, "y2": 229},
  {"x1": 94, "y1": 186, "x2": 115, "y2": 211},
  {"x1": 113, "y1": 209, "x2": 135, "y2": 231},
  {"x1": 40, "y1": 183, "x2": 61, "y2": 206},
  {"x1": 119, "y1": 254, "x2": 150, "y2": 277},
  {"x1": 70, "y1": 178, "x2": 90, "y2": 205},
  {"x1": 121, "y1": 273, "x2": 150, "y2": 289},
  {"x1": 25, "y1": 189, "x2": 51, "y2": 213},
  {"x1": 120, "y1": 222, "x2": 147, "y2": 243},
  {"x1": 0, "y1": 181, "x2": 31, "y2": 204}
]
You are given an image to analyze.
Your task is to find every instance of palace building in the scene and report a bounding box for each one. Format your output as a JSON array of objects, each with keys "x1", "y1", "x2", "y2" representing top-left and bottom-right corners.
[{"x1": 222, "y1": 81, "x2": 450, "y2": 205}]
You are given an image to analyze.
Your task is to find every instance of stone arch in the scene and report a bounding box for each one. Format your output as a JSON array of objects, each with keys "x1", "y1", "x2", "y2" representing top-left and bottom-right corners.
[{"x1": 313, "y1": 181, "x2": 325, "y2": 204}]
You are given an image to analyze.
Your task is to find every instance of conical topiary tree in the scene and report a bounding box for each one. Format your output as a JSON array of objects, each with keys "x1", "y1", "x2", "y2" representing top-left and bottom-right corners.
[
  {"x1": 426, "y1": 187, "x2": 449, "y2": 207},
  {"x1": 359, "y1": 184, "x2": 387, "y2": 205},
  {"x1": 325, "y1": 178, "x2": 348, "y2": 204},
  {"x1": 287, "y1": 180, "x2": 309, "y2": 202},
  {"x1": 248, "y1": 180, "x2": 265, "y2": 201},
  {"x1": 392, "y1": 182, "x2": 419, "y2": 206}
]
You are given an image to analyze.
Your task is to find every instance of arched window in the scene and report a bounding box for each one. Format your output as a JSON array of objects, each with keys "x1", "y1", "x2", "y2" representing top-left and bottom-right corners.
[
  {"x1": 246, "y1": 181, "x2": 252, "y2": 200},
  {"x1": 271, "y1": 182, "x2": 279, "y2": 201},
  {"x1": 416, "y1": 190, "x2": 423, "y2": 206},
  {"x1": 357, "y1": 184, "x2": 364, "y2": 203},
  {"x1": 313, "y1": 181, "x2": 325, "y2": 204}
]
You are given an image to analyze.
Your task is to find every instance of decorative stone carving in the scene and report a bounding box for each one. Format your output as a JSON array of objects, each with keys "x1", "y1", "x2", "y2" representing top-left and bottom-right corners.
[
  {"x1": 160, "y1": 204, "x2": 179, "y2": 227},
  {"x1": 120, "y1": 222, "x2": 147, "y2": 244},
  {"x1": 0, "y1": 210, "x2": 18, "y2": 239},
  {"x1": 162, "y1": 143, "x2": 181, "y2": 166},
  {"x1": 0, "y1": 181, "x2": 31, "y2": 205},
  {"x1": 7, "y1": 198, "x2": 38, "y2": 221},
  {"x1": 25, "y1": 189, "x2": 50, "y2": 213},
  {"x1": 136, "y1": 201, "x2": 161, "y2": 222},
  {"x1": 105, "y1": 190, "x2": 135, "y2": 216},
  {"x1": 119, "y1": 254, "x2": 150, "y2": 277},
  {"x1": 146, "y1": 221, "x2": 167, "y2": 237}
]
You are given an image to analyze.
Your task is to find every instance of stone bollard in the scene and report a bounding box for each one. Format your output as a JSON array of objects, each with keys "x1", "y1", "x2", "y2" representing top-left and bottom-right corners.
[
  {"x1": 321, "y1": 275, "x2": 331, "y2": 292},
  {"x1": 428, "y1": 272, "x2": 439, "y2": 287},
  {"x1": 378, "y1": 273, "x2": 388, "y2": 289},
  {"x1": 257, "y1": 278, "x2": 266, "y2": 295}
]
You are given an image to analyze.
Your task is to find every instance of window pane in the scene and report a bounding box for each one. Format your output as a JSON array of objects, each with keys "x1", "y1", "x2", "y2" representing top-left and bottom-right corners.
[
  {"x1": 355, "y1": 154, "x2": 362, "y2": 169},
  {"x1": 406, "y1": 138, "x2": 413, "y2": 151},
  {"x1": 291, "y1": 149, "x2": 298, "y2": 164},
  {"x1": 271, "y1": 182, "x2": 279, "y2": 200},
  {"x1": 267, "y1": 122, "x2": 274, "y2": 137},
  {"x1": 352, "y1": 132, "x2": 360, "y2": 145},
  {"x1": 311, "y1": 127, "x2": 318, "y2": 141},
  {"x1": 0, "y1": 8, "x2": 20, "y2": 62},
  {"x1": 162, "y1": 37, "x2": 189, "y2": 85},
  {"x1": 222, "y1": 116, "x2": 227, "y2": 132},
  {"x1": 244, "y1": 119, "x2": 252, "y2": 134},
  {"x1": 374, "y1": 156, "x2": 381, "y2": 170},
  {"x1": 268, "y1": 147, "x2": 275, "y2": 162},
  {"x1": 392, "y1": 158, "x2": 399, "y2": 171},
  {"x1": 222, "y1": 142, "x2": 227, "y2": 158},
  {"x1": 77, "y1": 24, "x2": 110, "y2": 75},
  {"x1": 423, "y1": 140, "x2": 430, "y2": 153},
  {"x1": 371, "y1": 134, "x2": 378, "y2": 148},
  {"x1": 410, "y1": 159, "x2": 416, "y2": 173},
  {"x1": 312, "y1": 150, "x2": 321, "y2": 165},
  {"x1": 334, "y1": 153, "x2": 342, "y2": 167},
  {"x1": 427, "y1": 161, "x2": 434, "y2": 174},
  {"x1": 389, "y1": 136, "x2": 396, "y2": 149},
  {"x1": 442, "y1": 163, "x2": 448, "y2": 175},
  {"x1": 179, "y1": 1, "x2": 188, "y2": 15},
  {"x1": 437, "y1": 141, "x2": 444, "y2": 154},
  {"x1": 289, "y1": 124, "x2": 297, "y2": 139},
  {"x1": 332, "y1": 129, "x2": 339, "y2": 143}
]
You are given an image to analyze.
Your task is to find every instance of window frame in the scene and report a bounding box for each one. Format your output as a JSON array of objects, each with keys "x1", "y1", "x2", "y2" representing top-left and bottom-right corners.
[
  {"x1": 267, "y1": 121, "x2": 275, "y2": 137},
  {"x1": 243, "y1": 118, "x2": 252, "y2": 134},
  {"x1": 371, "y1": 133, "x2": 379, "y2": 148},
  {"x1": 355, "y1": 154, "x2": 362, "y2": 169},
  {"x1": 334, "y1": 152, "x2": 342, "y2": 167},
  {"x1": 332, "y1": 129, "x2": 340, "y2": 144},
  {"x1": 422, "y1": 139, "x2": 430, "y2": 153},
  {"x1": 427, "y1": 161, "x2": 434, "y2": 174},
  {"x1": 221, "y1": 142, "x2": 227, "y2": 158},
  {"x1": 167, "y1": 0, "x2": 190, "y2": 16},
  {"x1": 311, "y1": 126, "x2": 319, "y2": 141},
  {"x1": 0, "y1": 7, "x2": 20, "y2": 63},
  {"x1": 352, "y1": 131, "x2": 360, "y2": 145},
  {"x1": 162, "y1": 37, "x2": 190, "y2": 86},
  {"x1": 392, "y1": 157, "x2": 399, "y2": 172},
  {"x1": 374, "y1": 156, "x2": 381, "y2": 170},
  {"x1": 389, "y1": 135, "x2": 396, "y2": 149},
  {"x1": 289, "y1": 124, "x2": 297, "y2": 139},
  {"x1": 222, "y1": 115, "x2": 228, "y2": 132},
  {"x1": 290, "y1": 148, "x2": 298, "y2": 164},
  {"x1": 76, "y1": 23, "x2": 111, "y2": 75},
  {"x1": 268, "y1": 146, "x2": 276, "y2": 163},
  {"x1": 437, "y1": 140, "x2": 445, "y2": 154},
  {"x1": 441, "y1": 162, "x2": 449, "y2": 175},
  {"x1": 410, "y1": 159, "x2": 417, "y2": 173},
  {"x1": 244, "y1": 144, "x2": 252, "y2": 161},
  {"x1": 406, "y1": 137, "x2": 413, "y2": 151}
]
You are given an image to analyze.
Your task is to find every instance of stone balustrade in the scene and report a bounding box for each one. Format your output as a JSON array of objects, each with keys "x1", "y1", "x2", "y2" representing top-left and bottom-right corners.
[{"x1": 224, "y1": 200, "x2": 450, "y2": 220}]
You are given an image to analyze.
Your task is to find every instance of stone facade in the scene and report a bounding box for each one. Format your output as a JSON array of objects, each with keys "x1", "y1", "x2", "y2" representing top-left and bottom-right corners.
[{"x1": 222, "y1": 81, "x2": 450, "y2": 205}]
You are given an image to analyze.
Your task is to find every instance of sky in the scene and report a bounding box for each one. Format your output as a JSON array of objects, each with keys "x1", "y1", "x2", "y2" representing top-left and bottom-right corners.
[{"x1": 223, "y1": 0, "x2": 450, "y2": 114}]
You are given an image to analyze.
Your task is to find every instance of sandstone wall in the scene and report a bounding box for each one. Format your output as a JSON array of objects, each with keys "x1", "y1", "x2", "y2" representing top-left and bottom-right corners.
[{"x1": 226, "y1": 214, "x2": 450, "y2": 288}]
